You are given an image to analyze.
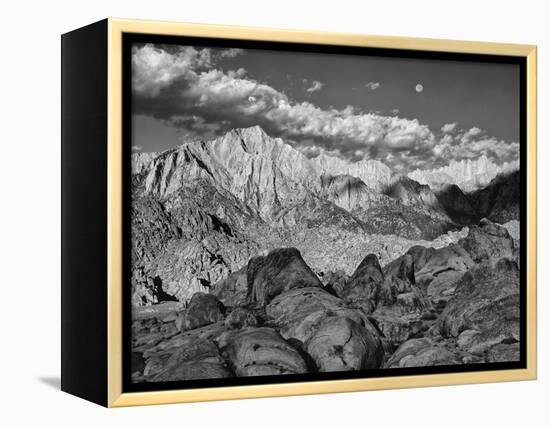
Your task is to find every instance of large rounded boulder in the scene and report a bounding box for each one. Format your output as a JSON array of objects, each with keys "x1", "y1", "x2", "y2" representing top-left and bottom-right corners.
[
  {"x1": 383, "y1": 253, "x2": 416, "y2": 292},
  {"x1": 385, "y1": 338, "x2": 461, "y2": 368},
  {"x1": 306, "y1": 316, "x2": 384, "y2": 371},
  {"x1": 175, "y1": 292, "x2": 225, "y2": 332},
  {"x1": 266, "y1": 286, "x2": 384, "y2": 371},
  {"x1": 436, "y1": 258, "x2": 520, "y2": 353},
  {"x1": 266, "y1": 287, "x2": 366, "y2": 342},
  {"x1": 147, "y1": 339, "x2": 232, "y2": 382},
  {"x1": 224, "y1": 307, "x2": 258, "y2": 329},
  {"x1": 458, "y1": 219, "x2": 515, "y2": 265},
  {"x1": 221, "y1": 327, "x2": 308, "y2": 376},
  {"x1": 210, "y1": 266, "x2": 248, "y2": 307},
  {"x1": 414, "y1": 244, "x2": 474, "y2": 301},
  {"x1": 406, "y1": 245, "x2": 436, "y2": 272},
  {"x1": 247, "y1": 248, "x2": 323, "y2": 306}
]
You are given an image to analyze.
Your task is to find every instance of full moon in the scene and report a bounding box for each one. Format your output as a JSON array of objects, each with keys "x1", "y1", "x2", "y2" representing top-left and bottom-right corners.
[{"x1": 415, "y1": 84, "x2": 423, "y2": 93}]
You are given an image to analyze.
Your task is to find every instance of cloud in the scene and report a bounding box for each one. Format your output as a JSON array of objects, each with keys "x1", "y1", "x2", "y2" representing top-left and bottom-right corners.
[
  {"x1": 365, "y1": 82, "x2": 380, "y2": 90},
  {"x1": 132, "y1": 44, "x2": 213, "y2": 97},
  {"x1": 219, "y1": 48, "x2": 244, "y2": 58},
  {"x1": 431, "y1": 126, "x2": 519, "y2": 167},
  {"x1": 132, "y1": 145, "x2": 143, "y2": 152},
  {"x1": 170, "y1": 115, "x2": 227, "y2": 141},
  {"x1": 294, "y1": 144, "x2": 345, "y2": 159},
  {"x1": 306, "y1": 80, "x2": 324, "y2": 93},
  {"x1": 441, "y1": 122, "x2": 458, "y2": 133},
  {"x1": 132, "y1": 44, "x2": 518, "y2": 171},
  {"x1": 132, "y1": 44, "x2": 246, "y2": 98},
  {"x1": 461, "y1": 126, "x2": 483, "y2": 142}
]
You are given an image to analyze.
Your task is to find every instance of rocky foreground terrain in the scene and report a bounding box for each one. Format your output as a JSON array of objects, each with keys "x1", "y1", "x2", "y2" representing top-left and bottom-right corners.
[
  {"x1": 130, "y1": 125, "x2": 521, "y2": 381},
  {"x1": 131, "y1": 218, "x2": 520, "y2": 382}
]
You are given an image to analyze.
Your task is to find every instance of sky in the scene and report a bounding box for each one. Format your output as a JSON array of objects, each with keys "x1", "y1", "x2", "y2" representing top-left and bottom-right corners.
[{"x1": 131, "y1": 42, "x2": 521, "y2": 173}]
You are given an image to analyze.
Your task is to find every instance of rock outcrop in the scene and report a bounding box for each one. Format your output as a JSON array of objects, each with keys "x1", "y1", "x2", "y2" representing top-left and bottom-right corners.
[
  {"x1": 210, "y1": 266, "x2": 248, "y2": 307},
  {"x1": 224, "y1": 307, "x2": 258, "y2": 329},
  {"x1": 133, "y1": 320, "x2": 230, "y2": 382},
  {"x1": 436, "y1": 259, "x2": 520, "y2": 354},
  {"x1": 385, "y1": 338, "x2": 461, "y2": 368},
  {"x1": 340, "y1": 254, "x2": 384, "y2": 313},
  {"x1": 307, "y1": 316, "x2": 383, "y2": 371},
  {"x1": 415, "y1": 244, "x2": 475, "y2": 297},
  {"x1": 247, "y1": 248, "x2": 323, "y2": 306},
  {"x1": 265, "y1": 286, "x2": 384, "y2": 372},
  {"x1": 175, "y1": 293, "x2": 225, "y2": 332},
  {"x1": 147, "y1": 339, "x2": 232, "y2": 382},
  {"x1": 265, "y1": 286, "x2": 374, "y2": 343},
  {"x1": 458, "y1": 218, "x2": 515, "y2": 264},
  {"x1": 469, "y1": 171, "x2": 520, "y2": 223},
  {"x1": 220, "y1": 327, "x2": 308, "y2": 376}
]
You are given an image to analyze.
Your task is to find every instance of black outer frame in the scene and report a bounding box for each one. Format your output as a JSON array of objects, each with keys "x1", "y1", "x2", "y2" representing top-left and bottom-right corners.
[
  {"x1": 61, "y1": 19, "x2": 109, "y2": 406},
  {"x1": 121, "y1": 33, "x2": 528, "y2": 394}
]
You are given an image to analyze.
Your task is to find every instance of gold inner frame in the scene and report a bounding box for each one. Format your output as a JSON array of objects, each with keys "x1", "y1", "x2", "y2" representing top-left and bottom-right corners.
[{"x1": 106, "y1": 18, "x2": 537, "y2": 407}]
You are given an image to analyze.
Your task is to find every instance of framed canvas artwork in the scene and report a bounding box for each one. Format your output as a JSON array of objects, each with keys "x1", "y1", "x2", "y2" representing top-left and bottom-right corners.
[{"x1": 61, "y1": 18, "x2": 537, "y2": 407}]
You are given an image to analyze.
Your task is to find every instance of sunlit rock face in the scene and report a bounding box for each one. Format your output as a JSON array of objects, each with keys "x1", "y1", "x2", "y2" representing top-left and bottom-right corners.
[
  {"x1": 133, "y1": 126, "x2": 318, "y2": 222},
  {"x1": 319, "y1": 174, "x2": 383, "y2": 212},
  {"x1": 408, "y1": 155, "x2": 518, "y2": 193},
  {"x1": 312, "y1": 153, "x2": 393, "y2": 193}
]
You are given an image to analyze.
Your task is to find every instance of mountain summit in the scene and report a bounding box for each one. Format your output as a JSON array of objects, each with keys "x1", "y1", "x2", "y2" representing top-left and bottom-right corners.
[
  {"x1": 408, "y1": 155, "x2": 518, "y2": 193},
  {"x1": 133, "y1": 125, "x2": 395, "y2": 198},
  {"x1": 133, "y1": 126, "x2": 452, "y2": 231}
]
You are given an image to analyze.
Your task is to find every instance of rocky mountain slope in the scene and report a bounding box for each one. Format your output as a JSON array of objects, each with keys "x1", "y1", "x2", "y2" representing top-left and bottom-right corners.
[
  {"x1": 434, "y1": 171, "x2": 520, "y2": 225},
  {"x1": 469, "y1": 170, "x2": 520, "y2": 223},
  {"x1": 312, "y1": 153, "x2": 392, "y2": 193},
  {"x1": 134, "y1": 126, "x2": 449, "y2": 228}
]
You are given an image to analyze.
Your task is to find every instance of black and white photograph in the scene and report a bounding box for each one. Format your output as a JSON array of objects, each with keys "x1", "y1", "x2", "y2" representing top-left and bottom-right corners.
[
  {"x1": 4, "y1": 0, "x2": 547, "y2": 419},
  {"x1": 128, "y1": 40, "x2": 523, "y2": 385}
]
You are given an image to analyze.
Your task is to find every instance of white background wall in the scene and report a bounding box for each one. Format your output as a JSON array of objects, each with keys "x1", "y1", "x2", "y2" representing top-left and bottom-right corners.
[{"x1": 1, "y1": 0, "x2": 546, "y2": 424}]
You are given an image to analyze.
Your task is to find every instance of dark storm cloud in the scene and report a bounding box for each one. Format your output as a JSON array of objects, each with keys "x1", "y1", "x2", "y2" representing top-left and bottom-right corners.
[{"x1": 131, "y1": 43, "x2": 520, "y2": 172}]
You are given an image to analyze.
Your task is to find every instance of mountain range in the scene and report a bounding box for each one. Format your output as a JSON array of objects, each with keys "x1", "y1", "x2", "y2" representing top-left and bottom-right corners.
[
  {"x1": 131, "y1": 125, "x2": 519, "y2": 306},
  {"x1": 130, "y1": 125, "x2": 521, "y2": 382},
  {"x1": 408, "y1": 155, "x2": 519, "y2": 193}
]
